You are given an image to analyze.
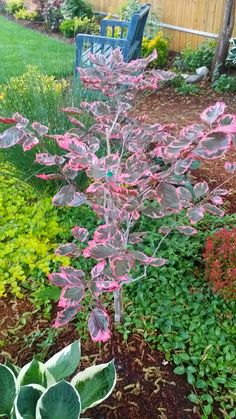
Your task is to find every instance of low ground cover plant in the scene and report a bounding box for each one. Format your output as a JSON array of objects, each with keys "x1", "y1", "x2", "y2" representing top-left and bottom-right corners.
[
  {"x1": 174, "y1": 40, "x2": 217, "y2": 72},
  {"x1": 0, "y1": 163, "x2": 69, "y2": 299},
  {"x1": 1, "y1": 49, "x2": 236, "y2": 346},
  {"x1": 118, "y1": 213, "x2": 236, "y2": 417},
  {"x1": 203, "y1": 227, "x2": 236, "y2": 299},
  {"x1": 0, "y1": 340, "x2": 116, "y2": 418}
]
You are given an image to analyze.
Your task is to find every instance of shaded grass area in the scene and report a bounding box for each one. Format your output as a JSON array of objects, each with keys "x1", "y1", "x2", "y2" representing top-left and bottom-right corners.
[{"x1": 0, "y1": 15, "x2": 75, "y2": 83}]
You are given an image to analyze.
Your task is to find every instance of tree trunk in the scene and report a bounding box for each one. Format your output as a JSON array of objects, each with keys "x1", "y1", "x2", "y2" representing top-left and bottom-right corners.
[{"x1": 211, "y1": 0, "x2": 236, "y2": 80}]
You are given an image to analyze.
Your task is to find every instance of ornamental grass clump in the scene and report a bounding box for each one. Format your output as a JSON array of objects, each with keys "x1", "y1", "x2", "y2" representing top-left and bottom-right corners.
[{"x1": 0, "y1": 49, "x2": 236, "y2": 342}]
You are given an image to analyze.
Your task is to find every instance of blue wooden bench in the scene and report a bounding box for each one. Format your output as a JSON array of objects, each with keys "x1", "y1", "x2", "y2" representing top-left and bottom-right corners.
[{"x1": 75, "y1": 4, "x2": 151, "y2": 69}]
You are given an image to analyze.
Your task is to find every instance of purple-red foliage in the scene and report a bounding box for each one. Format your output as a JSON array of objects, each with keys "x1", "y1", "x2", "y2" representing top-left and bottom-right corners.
[
  {"x1": 203, "y1": 228, "x2": 236, "y2": 300},
  {"x1": 0, "y1": 49, "x2": 236, "y2": 342}
]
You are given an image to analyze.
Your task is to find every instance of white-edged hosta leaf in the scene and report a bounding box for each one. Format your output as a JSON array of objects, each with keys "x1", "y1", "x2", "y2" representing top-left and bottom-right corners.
[
  {"x1": 15, "y1": 384, "x2": 44, "y2": 419},
  {"x1": 0, "y1": 364, "x2": 17, "y2": 417},
  {"x1": 16, "y1": 360, "x2": 55, "y2": 388},
  {"x1": 71, "y1": 360, "x2": 116, "y2": 413},
  {"x1": 35, "y1": 381, "x2": 81, "y2": 419},
  {"x1": 45, "y1": 340, "x2": 81, "y2": 381}
]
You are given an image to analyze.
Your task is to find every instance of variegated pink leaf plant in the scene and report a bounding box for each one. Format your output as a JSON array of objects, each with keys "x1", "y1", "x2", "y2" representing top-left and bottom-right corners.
[{"x1": 0, "y1": 49, "x2": 236, "y2": 342}]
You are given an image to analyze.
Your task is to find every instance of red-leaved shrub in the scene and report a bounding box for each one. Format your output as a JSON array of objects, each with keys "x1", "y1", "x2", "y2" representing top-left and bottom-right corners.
[{"x1": 203, "y1": 228, "x2": 236, "y2": 299}]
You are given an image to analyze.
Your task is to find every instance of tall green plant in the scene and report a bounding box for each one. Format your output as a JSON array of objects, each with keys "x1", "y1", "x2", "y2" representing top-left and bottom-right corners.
[{"x1": 61, "y1": 0, "x2": 93, "y2": 19}]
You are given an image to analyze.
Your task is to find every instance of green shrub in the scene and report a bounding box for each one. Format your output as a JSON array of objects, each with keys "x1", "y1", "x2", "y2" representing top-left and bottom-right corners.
[
  {"x1": 5, "y1": 0, "x2": 24, "y2": 14},
  {"x1": 60, "y1": 16, "x2": 99, "y2": 38},
  {"x1": 61, "y1": 0, "x2": 93, "y2": 19},
  {"x1": 175, "y1": 80, "x2": 201, "y2": 95},
  {"x1": 0, "y1": 163, "x2": 70, "y2": 299},
  {"x1": 116, "y1": 213, "x2": 236, "y2": 417},
  {"x1": 14, "y1": 7, "x2": 39, "y2": 20},
  {"x1": 212, "y1": 73, "x2": 236, "y2": 93},
  {"x1": 174, "y1": 40, "x2": 216, "y2": 72},
  {"x1": 142, "y1": 31, "x2": 169, "y2": 68}
]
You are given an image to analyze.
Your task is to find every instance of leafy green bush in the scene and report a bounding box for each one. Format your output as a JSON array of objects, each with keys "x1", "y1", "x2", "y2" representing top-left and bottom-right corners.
[
  {"x1": 0, "y1": 163, "x2": 70, "y2": 299},
  {"x1": 0, "y1": 340, "x2": 116, "y2": 418},
  {"x1": 119, "y1": 0, "x2": 159, "y2": 38},
  {"x1": 227, "y1": 38, "x2": 236, "y2": 66},
  {"x1": 174, "y1": 41, "x2": 216, "y2": 72},
  {"x1": 117, "y1": 213, "x2": 236, "y2": 417},
  {"x1": 61, "y1": 0, "x2": 93, "y2": 19},
  {"x1": 142, "y1": 31, "x2": 169, "y2": 68},
  {"x1": 212, "y1": 73, "x2": 236, "y2": 93},
  {"x1": 14, "y1": 7, "x2": 39, "y2": 20},
  {"x1": 5, "y1": 0, "x2": 24, "y2": 14},
  {"x1": 60, "y1": 16, "x2": 99, "y2": 38}
]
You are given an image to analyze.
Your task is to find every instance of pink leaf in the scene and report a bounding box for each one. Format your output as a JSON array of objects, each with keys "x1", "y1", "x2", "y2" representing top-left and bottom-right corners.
[
  {"x1": 83, "y1": 242, "x2": 118, "y2": 260},
  {"x1": 52, "y1": 185, "x2": 76, "y2": 206},
  {"x1": 159, "y1": 226, "x2": 172, "y2": 234},
  {"x1": 200, "y1": 102, "x2": 226, "y2": 125},
  {"x1": 0, "y1": 117, "x2": 17, "y2": 124},
  {"x1": 55, "y1": 243, "x2": 80, "y2": 257},
  {"x1": 156, "y1": 182, "x2": 182, "y2": 212},
  {"x1": 195, "y1": 131, "x2": 231, "y2": 159},
  {"x1": 96, "y1": 280, "x2": 120, "y2": 292},
  {"x1": 129, "y1": 251, "x2": 166, "y2": 266},
  {"x1": 48, "y1": 267, "x2": 84, "y2": 287},
  {"x1": 88, "y1": 307, "x2": 111, "y2": 342},
  {"x1": 187, "y1": 206, "x2": 205, "y2": 224},
  {"x1": 54, "y1": 304, "x2": 81, "y2": 328},
  {"x1": 71, "y1": 226, "x2": 89, "y2": 242},
  {"x1": 91, "y1": 260, "x2": 107, "y2": 279},
  {"x1": 35, "y1": 153, "x2": 65, "y2": 166},
  {"x1": 110, "y1": 257, "x2": 131, "y2": 277},
  {"x1": 0, "y1": 127, "x2": 23, "y2": 148},
  {"x1": 68, "y1": 192, "x2": 86, "y2": 207},
  {"x1": 194, "y1": 181, "x2": 209, "y2": 199},
  {"x1": 36, "y1": 173, "x2": 64, "y2": 180},
  {"x1": 204, "y1": 204, "x2": 224, "y2": 217},
  {"x1": 32, "y1": 121, "x2": 48, "y2": 136},
  {"x1": 176, "y1": 226, "x2": 198, "y2": 236},
  {"x1": 210, "y1": 195, "x2": 223, "y2": 205},
  {"x1": 58, "y1": 285, "x2": 85, "y2": 308},
  {"x1": 23, "y1": 136, "x2": 39, "y2": 151}
]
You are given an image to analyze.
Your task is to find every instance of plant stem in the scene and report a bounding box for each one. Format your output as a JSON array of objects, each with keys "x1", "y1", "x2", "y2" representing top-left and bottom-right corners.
[{"x1": 114, "y1": 288, "x2": 124, "y2": 323}]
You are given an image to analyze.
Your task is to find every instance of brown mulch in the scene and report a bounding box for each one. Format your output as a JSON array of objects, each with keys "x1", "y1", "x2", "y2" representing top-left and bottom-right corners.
[
  {"x1": 0, "y1": 298, "x2": 201, "y2": 419},
  {"x1": 138, "y1": 83, "x2": 236, "y2": 214}
]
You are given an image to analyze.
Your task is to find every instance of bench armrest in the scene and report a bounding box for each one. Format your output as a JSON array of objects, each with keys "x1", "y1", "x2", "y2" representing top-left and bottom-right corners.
[
  {"x1": 100, "y1": 19, "x2": 130, "y2": 37},
  {"x1": 75, "y1": 33, "x2": 130, "y2": 66}
]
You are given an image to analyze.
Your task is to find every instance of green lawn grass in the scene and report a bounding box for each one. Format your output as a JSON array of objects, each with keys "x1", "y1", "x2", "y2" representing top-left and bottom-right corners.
[{"x1": 0, "y1": 15, "x2": 75, "y2": 83}]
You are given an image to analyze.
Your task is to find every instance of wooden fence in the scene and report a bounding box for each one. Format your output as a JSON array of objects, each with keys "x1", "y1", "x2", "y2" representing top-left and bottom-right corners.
[{"x1": 90, "y1": 0, "x2": 236, "y2": 51}]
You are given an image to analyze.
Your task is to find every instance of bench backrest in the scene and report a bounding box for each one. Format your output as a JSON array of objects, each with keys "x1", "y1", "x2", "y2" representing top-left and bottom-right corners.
[{"x1": 126, "y1": 4, "x2": 151, "y2": 59}]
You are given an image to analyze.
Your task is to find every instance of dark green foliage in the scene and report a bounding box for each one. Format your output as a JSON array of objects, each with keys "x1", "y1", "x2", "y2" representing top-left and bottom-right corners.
[
  {"x1": 116, "y1": 213, "x2": 236, "y2": 417},
  {"x1": 212, "y1": 73, "x2": 236, "y2": 93},
  {"x1": 62, "y1": 0, "x2": 93, "y2": 19},
  {"x1": 174, "y1": 41, "x2": 216, "y2": 72}
]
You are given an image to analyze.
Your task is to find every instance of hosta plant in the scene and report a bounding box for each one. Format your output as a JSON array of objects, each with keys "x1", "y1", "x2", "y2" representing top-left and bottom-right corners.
[
  {"x1": 0, "y1": 340, "x2": 116, "y2": 418},
  {"x1": 0, "y1": 49, "x2": 236, "y2": 343}
]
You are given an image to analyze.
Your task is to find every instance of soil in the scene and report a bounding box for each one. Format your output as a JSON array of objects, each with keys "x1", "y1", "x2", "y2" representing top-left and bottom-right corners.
[
  {"x1": 0, "y1": 15, "x2": 236, "y2": 418},
  {"x1": 138, "y1": 82, "x2": 236, "y2": 214}
]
